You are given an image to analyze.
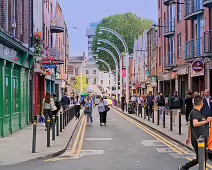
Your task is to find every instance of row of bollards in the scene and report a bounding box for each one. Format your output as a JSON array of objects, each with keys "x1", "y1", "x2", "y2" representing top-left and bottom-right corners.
[{"x1": 32, "y1": 106, "x2": 75, "y2": 153}]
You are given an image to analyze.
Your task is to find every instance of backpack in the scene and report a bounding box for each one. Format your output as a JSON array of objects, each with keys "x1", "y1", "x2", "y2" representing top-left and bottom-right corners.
[
  {"x1": 55, "y1": 99, "x2": 61, "y2": 110},
  {"x1": 158, "y1": 96, "x2": 165, "y2": 106}
]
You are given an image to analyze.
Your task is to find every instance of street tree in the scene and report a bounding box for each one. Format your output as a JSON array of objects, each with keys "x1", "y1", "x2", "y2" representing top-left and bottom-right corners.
[
  {"x1": 92, "y1": 12, "x2": 153, "y2": 71},
  {"x1": 74, "y1": 76, "x2": 89, "y2": 92}
]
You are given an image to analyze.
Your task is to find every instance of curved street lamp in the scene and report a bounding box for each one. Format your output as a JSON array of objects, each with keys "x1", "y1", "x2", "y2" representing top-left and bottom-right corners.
[
  {"x1": 98, "y1": 27, "x2": 129, "y2": 107},
  {"x1": 97, "y1": 47, "x2": 119, "y2": 101}
]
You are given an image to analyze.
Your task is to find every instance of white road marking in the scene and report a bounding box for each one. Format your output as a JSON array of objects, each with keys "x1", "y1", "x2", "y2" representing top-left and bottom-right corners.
[
  {"x1": 156, "y1": 148, "x2": 175, "y2": 153},
  {"x1": 141, "y1": 140, "x2": 164, "y2": 147},
  {"x1": 85, "y1": 138, "x2": 113, "y2": 141}
]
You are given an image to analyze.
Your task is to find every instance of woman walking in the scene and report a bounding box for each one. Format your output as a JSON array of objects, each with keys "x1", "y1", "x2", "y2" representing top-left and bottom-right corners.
[
  {"x1": 84, "y1": 96, "x2": 93, "y2": 125},
  {"x1": 75, "y1": 95, "x2": 81, "y2": 119},
  {"x1": 185, "y1": 91, "x2": 193, "y2": 124},
  {"x1": 98, "y1": 97, "x2": 107, "y2": 126},
  {"x1": 41, "y1": 92, "x2": 56, "y2": 130},
  {"x1": 157, "y1": 93, "x2": 165, "y2": 123}
]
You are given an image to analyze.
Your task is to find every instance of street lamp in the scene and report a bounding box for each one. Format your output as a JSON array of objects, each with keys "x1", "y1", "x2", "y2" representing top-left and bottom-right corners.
[
  {"x1": 96, "y1": 49, "x2": 100, "y2": 53},
  {"x1": 98, "y1": 27, "x2": 129, "y2": 108},
  {"x1": 97, "y1": 41, "x2": 101, "y2": 45},
  {"x1": 169, "y1": 0, "x2": 184, "y2": 4},
  {"x1": 97, "y1": 47, "x2": 119, "y2": 101}
]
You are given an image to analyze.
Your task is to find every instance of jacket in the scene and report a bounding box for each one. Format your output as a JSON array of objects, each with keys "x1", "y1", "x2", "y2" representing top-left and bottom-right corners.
[
  {"x1": 201, "y1": 97, "x2": 212, "y2": 117},
  {"x1": 170, "y1": 95, "x2": 183, "y2": 109}
]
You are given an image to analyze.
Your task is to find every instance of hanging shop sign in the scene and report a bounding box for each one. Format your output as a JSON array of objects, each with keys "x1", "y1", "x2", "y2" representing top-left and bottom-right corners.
[
  {"x1": 191, "y1": 60, "x2": 204, "y2": 77},
  {"x1": 151, "y1": 76, "x2": 157, "y2": 87},
  {"x1": 122, "y1": 69, "x2": 126, "y2": 78}
]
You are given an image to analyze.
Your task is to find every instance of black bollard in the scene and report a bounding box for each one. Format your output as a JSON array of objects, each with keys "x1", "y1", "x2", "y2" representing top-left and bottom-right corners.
[
  {"x1": 140, "y1": 105, "x2": 143, "y2": 118},
  {"x1": 179, "y1": 111, "x2": 182, "y2": 135},
  {"x1": 60, "y1": 112, "x2": 63, "y2": 132},
  {"x1": 157, "y1": 109, "x2": 160, "y2": 125},
  {"x1": 56, "y1": 114, "x2": 59, "y2": 136},
  {"x1": 144, "y1": 107, "x2": 146, "y2": 119},
  {"x1": 170, "y1": 110, "x2": 173, "y2": 131},
  {"x1": 32, "y1": 121, "x2": 37, "y2": 153},
  {"x1": 66, "y1": 110, "x2": 68, "y2": 125},
  {"x1": 152, "y1": 107, "x2": 154, "y2": 123},
  {"x1": 197, "y1": 136, "x2": 206, "y2": 170},
  {"x1": 63, "y1": 111, "x2": 65, "y2": 128},
  {"x1": 148, "y1": 107, "x2": 150, "y2": 121},
  {"x1": 47, "y1": 119, "x2": 50, "y2": 147},
  {"x1": 52, "y1": 115, "x2": 56, "y2": 141},
  {"x1": 163, "y1": 110, "x2": 165, "y2": 128}
]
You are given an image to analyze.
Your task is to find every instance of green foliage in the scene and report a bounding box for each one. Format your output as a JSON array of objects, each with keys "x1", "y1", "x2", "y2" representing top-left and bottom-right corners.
[
  {"x1": 74, "y1": 76, "x2": 89, "y2": 92},
  {"x1": 92, "y1": 12, "x2": 153, "y2": 71}
]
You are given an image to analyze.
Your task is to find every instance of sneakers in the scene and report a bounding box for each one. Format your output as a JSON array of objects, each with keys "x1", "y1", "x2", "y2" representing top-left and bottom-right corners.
[{"x1": 178, "y1": 166, "x2": 185, "y2": 170}]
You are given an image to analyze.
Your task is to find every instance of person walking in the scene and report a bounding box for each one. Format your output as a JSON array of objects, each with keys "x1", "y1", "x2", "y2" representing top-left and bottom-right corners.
[
  {"x1": 121, "y1": 94, "x2": 126, "y2": 112},
  {"x1": 137, "y1": 95, "x2": 144, "y2": 116},
  {"x1": 185, "y1": 91, "x2": 193, "y2": 125},
  {"x1": 52, "y1": 94, "x2": 61, "y2": 123},
  {"x1": 146, "y1": 91, "x2": 154, "y2": 118},
  {"x1": 61, "y1": 93, "x2": 70, "y2": 111},
  {"x1": 84, "y1": 96, "x2": 93, "y2": 125},
  {"x1": 41, "y1": 92, "x2": 56, "y2": 130},
  {"x1": 98, "y1": 97, "x2": 107, "y2": 126},
  {"x1": 178, "y1": 95, "x2": 212, "y2": 170},
  {"x1": 157, "y1": 93, "x2": 165, "y2": 124},
  {"x1": 170, "y1": 91, "x2": 183, "y2": 125},
  {"x1": 75, "y1": 95, "x2": 81, "y2": 119}
]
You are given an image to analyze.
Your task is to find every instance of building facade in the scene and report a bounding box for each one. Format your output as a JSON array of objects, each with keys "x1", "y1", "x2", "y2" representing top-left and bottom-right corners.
[
  {"x1": 0, "y1": 0, "x2": 34, "y2": 137},
  {"x1": 84, "y1": 58, "x2": 99, "y2": 85},
  {"x1": 99, "y1": 71, "x2": 115, "y2": 89}
]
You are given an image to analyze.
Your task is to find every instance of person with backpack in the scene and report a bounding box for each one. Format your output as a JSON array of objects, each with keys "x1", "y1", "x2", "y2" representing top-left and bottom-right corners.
[
  {"x1": 170, "y1": 91, "x2": 183, "y2": 125},
  {"x1": 157, "y1": 93, "x2": 165, "y2": 123},
  {"x1": 53, "y1": 94, "x2": 61, "y2": 122}
]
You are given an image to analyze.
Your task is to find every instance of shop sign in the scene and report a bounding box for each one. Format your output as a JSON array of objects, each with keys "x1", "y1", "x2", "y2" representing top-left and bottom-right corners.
[
  {"x1": 191, "y1": 60, "x2": 204, "y2": 77},
  {"x1": 176, "y1": 67, "x2": 188, "y2": 75},
  {"x1": 67, "y1": 64, "x2": 74, "y2": 75},
  {"x1": 122, "y1": 69, "x2": 126, "y2": 78},
  {"x1": 151, "y1": 76, "x2": 157, "y2": 87}
]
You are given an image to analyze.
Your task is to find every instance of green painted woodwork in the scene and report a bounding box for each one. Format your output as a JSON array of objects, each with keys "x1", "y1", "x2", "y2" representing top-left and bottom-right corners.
[{"x1": 21, "y1": 53, "x2": 29, "y2": 66}]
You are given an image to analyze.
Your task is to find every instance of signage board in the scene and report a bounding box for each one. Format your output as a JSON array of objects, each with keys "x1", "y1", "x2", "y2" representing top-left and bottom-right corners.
[{"x1": 191, "y1": 60, "x2": 204, "y2": 77}]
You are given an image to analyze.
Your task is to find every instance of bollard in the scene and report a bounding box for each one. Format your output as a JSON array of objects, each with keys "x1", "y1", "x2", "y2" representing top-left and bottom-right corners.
[
  {"x1": 47, "y1": 119, "x2": 51, "y2": 147},
  {"x1": 56, "y1": 114, "x2": 59, "y2": 136},
  {"x1": 63, "y1": 111, "x2": 65, "y2": 129},
  {"x1": 52, "y1": 115, "x2": 56, "y2": 141},
  {"x1": 197, "y1": 136, "x2": 206, "y2": 170},
  {"x1": 66, "y1": 110, "x2": 68, "y2": 124},
  {"x1": 148, "y1": 107, "x2": 150, "y2": 121},
  {"x1": 152, "y1": 107, "x2": 154, "y2": 123},
  {"x1": 140, "y1": 105, "x2": 142, "y2": 118},
  {"x1": 170, "y1": 110, "x2": 173, "y2": 131},
  {"x1": 157, "y1": 109, "x2": 160, "y2": 125},
  {"x1": 32, "y1": 121, "x2": 37, "y2": 153},
  {"x1": 60, "y1": 112, "x2": 63, "y2": 132},
  {"x1": 179, "y1": 112, "x2": 182, "y2": 135},
  {"x1": 64, "y1": 111, "x2": 67, "y2": 127},
  {"x1": 163, "y1": 110, "x2": 165, "y2": 128},
  {"x1": 144, "y1": 107, "x2": 146, "y2": 119}
]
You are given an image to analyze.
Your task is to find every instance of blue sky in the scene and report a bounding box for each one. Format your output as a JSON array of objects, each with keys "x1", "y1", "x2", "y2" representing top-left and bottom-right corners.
[{"x1": 59, "y1": 0, "x2": 157, "y2": 56}]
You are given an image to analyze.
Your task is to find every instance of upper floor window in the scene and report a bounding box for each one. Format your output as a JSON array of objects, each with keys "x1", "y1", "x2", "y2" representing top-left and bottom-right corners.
[
  {"x1": 177, "y1": 33, "x2": 182, "y2": 58},
  {"x1": 86, "y1": 70, "x2": 89, "y2": 74},
  {"x1": 93, "y1": 78, "x2": 96, "y2": 84},
  {"x1": 93, "y1": 70, "x2": 96, "y2": 74},
  {"x1": 177, "y1": 0, "x2": 182, "y2": 22}
]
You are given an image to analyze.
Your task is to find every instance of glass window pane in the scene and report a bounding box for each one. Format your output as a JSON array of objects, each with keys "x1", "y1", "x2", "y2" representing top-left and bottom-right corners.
[{"x1": 5, "y1": 76, "x2": 9, "y2": 115}]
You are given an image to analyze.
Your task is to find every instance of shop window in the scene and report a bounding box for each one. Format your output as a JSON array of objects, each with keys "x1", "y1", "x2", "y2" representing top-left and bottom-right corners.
[
  {"x1": 4, "y1": 76, "x2": 9, "y2": 115},
  {"x1": 13, "y1": 78, "x2": 19, "y2": 113}
]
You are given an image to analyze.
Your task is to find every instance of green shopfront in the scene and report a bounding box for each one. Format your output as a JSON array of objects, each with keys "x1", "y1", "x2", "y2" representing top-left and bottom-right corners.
[{"x1": 0, "y1": 31, "x2": 34, "y2": 137}]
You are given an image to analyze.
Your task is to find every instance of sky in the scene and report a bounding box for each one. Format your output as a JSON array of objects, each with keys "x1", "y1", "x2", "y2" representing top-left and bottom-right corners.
[{"x1": 59, "y1": 0, "x2": 158, "y2": 57}]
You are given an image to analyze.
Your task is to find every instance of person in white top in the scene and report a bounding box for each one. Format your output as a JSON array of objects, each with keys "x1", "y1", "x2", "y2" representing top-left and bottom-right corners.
[
  {"x1": 137, "y1": 95, "x2": 144, "y2": 115},
  {"x1": 75, "y1": 95, "x2": 81, "y2": 119}
]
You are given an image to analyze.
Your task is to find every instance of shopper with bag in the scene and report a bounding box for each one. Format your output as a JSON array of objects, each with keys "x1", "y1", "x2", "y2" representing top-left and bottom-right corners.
[
  {"x1": 41, "y1": 92, "x2": 57, "y2": 130},
  {"x1": 98, "y1": 97, "x2": 107, "y2": 126},
  {"x1": 84, "y1": 96, "x2": 93, "y2": 125}
]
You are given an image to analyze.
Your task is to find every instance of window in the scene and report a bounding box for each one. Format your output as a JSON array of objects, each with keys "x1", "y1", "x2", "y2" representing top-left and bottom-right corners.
[
  {"x1": 93, "y1": 70, "x2": 96, "y2": 74},
  {"x1": 88, "y1": 41, "x2": 93, "y2": 44},
  {"x1": 159, "y1": 47, "x2": 161, "y2": 66},
  {"x1": 101, "y1": 80, "x2": 103, "y2": 84},
  {"x1": 101, "y1": 74, "x2": 103, "y2": 78},
  {"x1": 13, "y1": 78, "x2": 19, "y2": 113},
  {"x1": 109, "y1": 80, "x2": 110, "y2": 85},
  {"x1": 93, "y1": 78, "x2": 96, "y2": 84},
  {"x1": 177, "y1": 0, "x2": 182, "y2": 22},
  {"x1": 88, "y1": 47, "x2": 92, "y2": 51},
  {"x1": 86, "y1": 70, "x2": 89, "y2": 74},
  {"x1": 158, "y1": 18, "x2": 161, "y2": 37},
  {"x1": 4, "y1": 75, "x2": 9, "y2": 115},
  {"x1": 86, "y1": 78, "x2": 89, "y2": 84},
  {"x1": 177, "y1": 33, "x2": 182, "y2": 58}
]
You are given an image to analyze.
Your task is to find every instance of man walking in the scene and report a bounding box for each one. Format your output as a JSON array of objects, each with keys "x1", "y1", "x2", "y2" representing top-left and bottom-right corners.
[
  {"x1": 61, "y1": 93, "x2": 70, "y2": 110},
  {"x1": 178, "y1": 95, "x2": 212, "y2": 170},
  {"x1": 170, "y1": 91, "x2": 183, "y2": 125},
  {"x1": 147, "y1": 91, "x2": 154, "y2": 118},
  {"x1": 121, "y1": 94, "x2": 126, "y2": 112}
]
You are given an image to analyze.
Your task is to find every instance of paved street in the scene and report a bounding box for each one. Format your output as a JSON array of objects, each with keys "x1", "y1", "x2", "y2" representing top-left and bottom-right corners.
[{"x1": 1, "y1": 108, "x2": 208, "y2": 170}]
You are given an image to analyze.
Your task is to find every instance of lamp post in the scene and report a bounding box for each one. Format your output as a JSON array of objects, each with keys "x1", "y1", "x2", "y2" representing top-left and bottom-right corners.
[
  {"x1": 97, "y1": 47, "x2": 119, "y2": 101},
  {"x1": 98, "y1": 27, "x2": 129, "y2": 108},
  {"x1": 97, "y1": 39, "x2": 122, "y2": 101}
]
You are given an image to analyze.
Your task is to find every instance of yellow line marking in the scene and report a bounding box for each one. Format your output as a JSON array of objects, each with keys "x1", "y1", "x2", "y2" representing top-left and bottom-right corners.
[
  {"x1": 75, "y1": 115, "x2": 87, "y2": 156},
  {"x1": 64, "y1": 116, "x2": 86, "y2": 157},
  {"x1": 116, "y1": 110, "x2": 187, "y2": 154},
  {"x1": 44, "y1": 157, "x2": 70, "y2": 162}
]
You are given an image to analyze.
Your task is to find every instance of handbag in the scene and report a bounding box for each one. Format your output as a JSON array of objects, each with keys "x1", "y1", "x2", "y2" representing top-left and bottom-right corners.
[
  {"x1": 84, "y1": 106, "x2": 92, "y2": 113},
  {"x1": 105, "y1": 105, "x2": 110, "y2": 112}
]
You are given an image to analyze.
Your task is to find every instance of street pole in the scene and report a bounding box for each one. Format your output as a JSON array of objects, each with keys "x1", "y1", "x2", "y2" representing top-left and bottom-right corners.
[
  {"x1": 120, "y1": 57, "x2": 122, "y2": 101},
  {"x1": 115, "y1": 65, "x2": 118, "y2": 101},
  {"x1": 126, "y1": 53, "x2": 129, "y2": 109},
  {"x1": 80, "y1": 62, "x2": 83, "y2": 94}
]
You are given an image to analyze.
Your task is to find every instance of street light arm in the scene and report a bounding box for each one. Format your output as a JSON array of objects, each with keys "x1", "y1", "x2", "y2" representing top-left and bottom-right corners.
[
  {"x1": 96, "y1": 59, "x2": 112, "y2": 72},
  {"x1": 99, "y1": 27, "x2": 128, "y2": 53},
  {"x1": 97, "y1": 47, "x2": 119, "y2": 66},
  {"x1": 98, "y1": 39, "x2": 121, "y2": 60}
]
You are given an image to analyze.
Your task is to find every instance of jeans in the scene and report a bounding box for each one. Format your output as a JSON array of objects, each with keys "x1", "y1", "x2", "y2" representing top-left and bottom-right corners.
[
  {"x1": 159, "y1": 106, "x2": 165, "y2": 122},
  {"x1": 148, "y1": 105, "x2": 153, "y2": 117},
  {"x1": 171, "y1": 109, "x2": 180, "y2": 124},
  {"x1": 44, "y1": 109, "x2": 53, "y2": 128},
  {"x1": 121, "y1": 103, "x2": 125, "y2": 112},
  {"x1": 85, "y1": 112, "x2": 92, "y2": 125}
]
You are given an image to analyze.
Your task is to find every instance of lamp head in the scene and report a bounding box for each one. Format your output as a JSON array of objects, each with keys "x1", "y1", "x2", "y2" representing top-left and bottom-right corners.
[
  {"x1": 97, "y1": 42, "x2": 101, "y2": 45},
  {"x1": 98, "y1": 31, "x2": 103, "y2": 35},
  {"x1": 96, "y1": 49, "x2": 100, "y2": 53}
]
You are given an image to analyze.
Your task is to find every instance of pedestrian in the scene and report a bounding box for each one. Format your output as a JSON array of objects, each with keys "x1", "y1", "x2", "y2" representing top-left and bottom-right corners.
[
  {"x1": 178, "y1": 95, "x2": 212, "y2": 170},
  {"x1": 75, "y1": 95, "x2": 81, "y2": 119},
  {"x1": 41, "y1": 92, "x2": 56, "y2": 130},
  {"x1": 84, "y1": 96, "x2": 93, "y2": 125},
  {"x1": 121, "y1": 94, "x2": 126, "y2": 112},
  {"x1": 61, "y1": 93, "x2": 70, "y2": 111},
  {"x1": 131, "y1": 94, "x2": 137, "y2": 113},
  {"x1": 137, "y1": 94, "x2": 144, "y2": 115},
  {"x1": 98, "y1": 97, "x2": 107, "y2": 126},
  {"x1": 165, "y1": 94, "x2": 169, "y2": 115},
  {"x1": 52, "y1": 93, "x2": 61, "y2": 123},
  {"x1": 170, "y1": 91, "x2": 183, "y2": 125},
  {"x1": 185, "y1": 91, "x2": 193, "y2": 125},
  {"x1": 157, "y1": 93, "x2": 165, "y2": 123},
  {"x1": 146, "y1": 91, "x2": 154, "y2": 118}
]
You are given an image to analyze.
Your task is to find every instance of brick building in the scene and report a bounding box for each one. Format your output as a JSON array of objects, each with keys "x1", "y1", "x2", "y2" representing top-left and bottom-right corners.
[{"x1": 157, "y1": 0, "x2": 212, "y2": 99}]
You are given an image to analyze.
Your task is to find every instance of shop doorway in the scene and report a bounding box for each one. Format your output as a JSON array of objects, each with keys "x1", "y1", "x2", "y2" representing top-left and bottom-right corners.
[{"x1": 192, "y1": 76, "x2": 204, "y2": 93}]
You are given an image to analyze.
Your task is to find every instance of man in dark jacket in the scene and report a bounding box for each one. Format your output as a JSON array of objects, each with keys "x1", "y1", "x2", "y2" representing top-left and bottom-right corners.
[
  {"x1": 170, "y1": 91, "x2": 183, "y2": 125},
  {"x1": 61, "y1": 93, "x2": 70, "y2": 110},
  {"x1": 147, "y1": 91, "x2": 154, "y2": 118}
]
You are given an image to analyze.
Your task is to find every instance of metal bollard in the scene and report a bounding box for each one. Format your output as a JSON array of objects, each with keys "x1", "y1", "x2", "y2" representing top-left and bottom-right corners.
[
  {"x1": 170, "y1": 110, "x2": 173, "y2": 131},
  {"x1": 163, "y1": 110, "x2": 165, "y2": 128},
  {"x1": 179, "y1": 112, "x2": 182, "y2": 135},
  {"x1": 47, "y1": 119, "x2": 50, "y2": 147},
  {"x1": 66, "y1": 110, "x2": 68, "y2": 124},
  {"x1": 148, "y1": 107, "x2": 150, "y2": 121},
  {"x1": 144, "y1": 107, "x2": 146, "y2": 119},
  {"x1": 63, "y1": 111, "x2": 65, "y2": 128},
  {"x1": 52, "y1": 115, "x2": 56, "y2": 141},
  {"x1": 56, "y1": 114, "x2": 59, "y2": 136},
  {"x1": 157, "y1": 109, "x2": 160, "y2": 125},
  {"x1": 64, "y1": 111, "x2": 67, "y2": 127},
  {"x1": 140, "y1": 105, "x2": 143, "y2": 118},
  {"x1": 60, "y1": 112, "x2": 63, "y2": 132},
  {"x1": 197, "y1": 136, "x2": 206, "y2": 170},
  {"x1": 152, "y1": 107, "x2": 154, "y2": 123},
  {"x1": 32, "y1": 121, "x2": 37, "y2": 153}
]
